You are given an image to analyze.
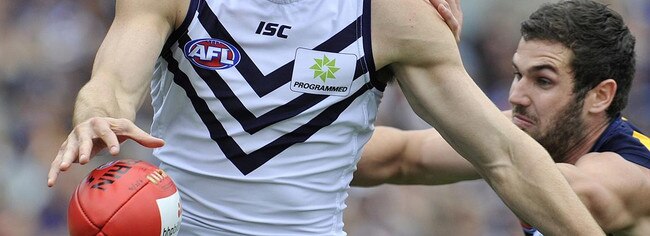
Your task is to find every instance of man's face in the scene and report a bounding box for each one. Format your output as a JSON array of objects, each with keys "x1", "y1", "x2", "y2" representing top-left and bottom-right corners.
[{"x1": 509, "y1": 39, "x2": 587, "y2": 162}]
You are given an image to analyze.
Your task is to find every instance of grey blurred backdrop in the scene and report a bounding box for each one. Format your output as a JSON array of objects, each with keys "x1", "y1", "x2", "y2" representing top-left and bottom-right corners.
[{"x1": 0, "y1": 0, "x2": 647, "y2": 235}]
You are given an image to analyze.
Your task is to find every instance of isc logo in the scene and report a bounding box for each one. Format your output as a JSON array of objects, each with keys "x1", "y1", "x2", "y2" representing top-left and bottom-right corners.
[
  {"x1": 184, "y1": 38, "x2": 241, "y2": 70},
  {"x1": 255, "y1": 21, "x2": 291, "y2": 38}
]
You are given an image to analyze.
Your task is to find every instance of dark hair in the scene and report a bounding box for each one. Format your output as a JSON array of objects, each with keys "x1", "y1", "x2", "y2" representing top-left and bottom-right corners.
[{"x1": 520, "y1": 0, "x2": 636, "y2": 118}]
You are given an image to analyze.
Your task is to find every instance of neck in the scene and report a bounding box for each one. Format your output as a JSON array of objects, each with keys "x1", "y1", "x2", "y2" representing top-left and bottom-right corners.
[{"x1": 562, "y1": 117, "x2": 611, "y2": 164}]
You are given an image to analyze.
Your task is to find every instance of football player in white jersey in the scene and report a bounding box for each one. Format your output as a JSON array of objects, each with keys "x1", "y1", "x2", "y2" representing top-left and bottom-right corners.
[{"x1": 47, "y1": 0, "x2": 602, "y2": 235}]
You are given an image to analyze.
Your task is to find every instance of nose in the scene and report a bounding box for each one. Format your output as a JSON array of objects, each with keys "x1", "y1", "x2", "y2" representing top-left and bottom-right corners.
[{"x1": 508, "y1": 78, "x2": 532, "y2": 107}]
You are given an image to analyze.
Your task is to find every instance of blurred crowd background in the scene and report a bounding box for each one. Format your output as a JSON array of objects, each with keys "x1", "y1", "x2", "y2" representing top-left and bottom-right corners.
[{"x1": 0, "y1": 0, "x2": 647, "y2": 235}]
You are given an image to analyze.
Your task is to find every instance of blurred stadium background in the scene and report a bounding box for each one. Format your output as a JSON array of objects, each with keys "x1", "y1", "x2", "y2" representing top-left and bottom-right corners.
[{"x1": 0, "y1": 0, "x2": 647, "y2": 235}]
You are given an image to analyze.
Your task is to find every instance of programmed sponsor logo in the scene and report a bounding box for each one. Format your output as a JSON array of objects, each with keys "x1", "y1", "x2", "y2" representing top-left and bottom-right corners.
[
  {"x1": 184, "y1": 38, "x2": 240, "y2": 70},
  {"x1": 291, "y1": 48, "x2": 357, "y2": 96},
  {"x1": 293, "y1": 81, "x2": 348, "y2": 93}
]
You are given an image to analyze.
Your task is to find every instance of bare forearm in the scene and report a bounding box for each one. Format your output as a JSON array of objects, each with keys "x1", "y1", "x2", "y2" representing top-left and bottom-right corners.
[
  {"x1": 70, "y1": 0, "x2": 176, "y2": 126},
  {"x1": 354, "y1": 150, "x2": 479, "y2": 186},
  {"x1": 354, "y1": 127, "x2": 480, "y2": 187},
  {"x1": 391, "y1": 129, "x2": 481, "y2": 185},
  {"x1": 479, "y1": 133, "x2": 602, "y2": 235},
  {"x1": 388, "y1": 167, "x2": 479, "y2": 185}
]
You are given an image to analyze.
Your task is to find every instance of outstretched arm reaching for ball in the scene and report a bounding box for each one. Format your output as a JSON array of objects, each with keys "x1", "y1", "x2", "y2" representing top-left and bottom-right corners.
[{"x1": 47, "y1": 0, "x2": 188, "y2": 187}]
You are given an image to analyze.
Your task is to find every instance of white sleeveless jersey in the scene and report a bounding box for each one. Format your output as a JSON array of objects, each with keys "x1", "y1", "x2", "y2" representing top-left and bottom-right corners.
[{"x1": 150, "y1": 0, "x2": 383, "y2": 235}]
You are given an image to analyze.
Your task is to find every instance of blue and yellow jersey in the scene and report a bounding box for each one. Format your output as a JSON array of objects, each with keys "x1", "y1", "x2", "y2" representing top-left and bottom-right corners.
[
  {"x1": 522, "y1": 116, "x2": 650, "y2": 236},
  {"x1": 590, "y1": 116, "x2": 650, "y2": 168}
]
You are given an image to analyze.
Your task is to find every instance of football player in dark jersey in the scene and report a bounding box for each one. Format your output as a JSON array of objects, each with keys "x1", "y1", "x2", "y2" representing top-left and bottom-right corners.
[{"x1": 354, "y1": 1, "x2": 649, "y2": 235}]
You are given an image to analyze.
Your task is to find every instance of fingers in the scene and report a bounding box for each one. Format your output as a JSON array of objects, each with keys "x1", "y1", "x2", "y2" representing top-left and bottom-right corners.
[
  {"x1": 436, "y1": 3, "x2": 454, "y2": 24},
  {"x1": 48, "y1": 141, "x2": 68, "y2": 187},
  {"x1": 428, "y1": 0, "x2": 446, "y2": 7},
  {"x1": 111, "y1": 118, "x2": 165, "y2": 148},
  {"x1": 453, "y1": 0, "x2": 462, "y2": 16},
  {"x1": 436, "y1": 3, "x2": 460, "y2": 42},
  {"x1": 47, "y1": 164, "x2": 59, "y2": 187},
  {"x1": 430, "y1": 0, "x2": 461, "y2": 43},
  {"x1": 449, "y1": 0, "x2": 463, "y2": 36},
  {"x1": 59, "y1": 136, "x2": 80, "y2": 171},
  {"x1": 48, "y1": 117, "x2": 114, "y2": 187},
  {"x1": 92, "y1": 118, "x2": 121, "y2": 156},
  {"x1": 47, "y1": 117, "x2": 165, "y2": 187},
  {"x1": 77, "y1": 127, "x2": 94, "y2": 165}
]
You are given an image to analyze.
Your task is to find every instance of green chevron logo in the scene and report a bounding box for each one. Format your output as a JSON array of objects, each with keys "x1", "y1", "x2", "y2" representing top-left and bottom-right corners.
[{"x1": 309, "y1": 55, "x2": 340, "y2": 83}]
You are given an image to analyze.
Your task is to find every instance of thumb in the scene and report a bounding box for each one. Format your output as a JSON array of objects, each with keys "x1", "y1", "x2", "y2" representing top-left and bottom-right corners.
[
  {"x1": 111, "y1": 118, "x2": 166, "y2": 148},
  {"x1": 127, "y1": 127, "x2": 165, "y2": 148}
]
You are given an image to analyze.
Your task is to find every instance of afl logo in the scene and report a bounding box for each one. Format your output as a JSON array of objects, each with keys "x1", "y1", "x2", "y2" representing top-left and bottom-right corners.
[{"x1": 184, "y1": 38, "x2": 241, "y2": 70}]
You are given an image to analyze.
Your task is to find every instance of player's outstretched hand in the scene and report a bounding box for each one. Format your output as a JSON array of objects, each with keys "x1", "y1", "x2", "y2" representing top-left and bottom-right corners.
[
  {"x1": 429, "y1": 0, "x2": 463, "y2": 43},
  {"x1": 47, "y1": 117, "x2": 165, "y2": 187}
]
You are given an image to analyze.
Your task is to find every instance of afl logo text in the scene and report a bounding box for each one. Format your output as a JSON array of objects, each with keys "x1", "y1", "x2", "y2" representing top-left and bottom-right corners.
[{"x1": 184, "y1": 38, "x2": 241, "y2": 70}]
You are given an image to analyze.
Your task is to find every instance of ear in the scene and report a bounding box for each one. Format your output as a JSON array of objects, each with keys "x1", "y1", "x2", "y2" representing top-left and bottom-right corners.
[{"x1": 585, "y1": 79, "x2": 617, "y2": 114}]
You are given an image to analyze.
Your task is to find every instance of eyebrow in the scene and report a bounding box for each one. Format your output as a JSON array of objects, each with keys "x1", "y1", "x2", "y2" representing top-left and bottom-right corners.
[{"x1": 512, "y1": 62, "x2": 558, "y2": 74}]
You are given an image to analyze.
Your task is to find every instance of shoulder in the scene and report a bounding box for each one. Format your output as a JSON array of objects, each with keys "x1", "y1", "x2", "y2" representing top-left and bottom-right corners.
[
  {"x1": 575, "y1": 152, "x2": 631, "y2": 167},
  {"x1": 575, "y1": 152, "x2": 645, "y2": 174},
  {"x1": 571, "y1": 152, "x2": 650, "y2": 230},
  {"x1": 573, "y1": 152, "x2": 646, "y2": 190}
]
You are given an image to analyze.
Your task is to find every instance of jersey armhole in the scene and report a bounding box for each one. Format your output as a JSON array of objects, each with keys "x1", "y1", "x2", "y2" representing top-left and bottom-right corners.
[
  {"x1": 161, "y1": 0, "x2": 200, "y2": 57},
  {"x1": 361, "y1": 0, "x2": 386, "y2": 92}
]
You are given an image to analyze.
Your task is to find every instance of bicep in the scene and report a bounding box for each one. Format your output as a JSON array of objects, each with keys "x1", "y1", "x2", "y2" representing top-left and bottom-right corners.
[{"x1": 377, "y1": 0, "x2": 524, "y2": 169}]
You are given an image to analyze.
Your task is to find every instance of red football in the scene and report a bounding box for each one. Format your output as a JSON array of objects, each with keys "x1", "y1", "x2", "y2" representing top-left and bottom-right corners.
[{"x1": 68, "y1": 159, "x2": 182, "y2": 236}]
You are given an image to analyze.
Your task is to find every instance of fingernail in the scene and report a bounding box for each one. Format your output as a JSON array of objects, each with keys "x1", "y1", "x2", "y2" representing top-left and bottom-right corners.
[
  {"x1": 443, "y1": 2, "x2": 450, "y2": 8},
  {"x1": 110, "y1": 146, "x2": 119, "y2": 154}
]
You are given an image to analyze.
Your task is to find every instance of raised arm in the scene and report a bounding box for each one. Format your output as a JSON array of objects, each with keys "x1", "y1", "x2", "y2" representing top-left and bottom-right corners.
[
  {"x1": 371, "y1": 0, "x2": 602, "y2": 235},
  {"x1": 353, "y1": 0, "x2": 471, "y2": 187},
  {"x1": 47, "y1": 0, "x2": 187, "y2": 187}
]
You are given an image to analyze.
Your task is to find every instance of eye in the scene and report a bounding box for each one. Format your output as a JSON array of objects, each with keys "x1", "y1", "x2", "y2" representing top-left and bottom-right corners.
[
  {"x1": 536, "y1": 78, "x2": 552, "y2": 87},
  {"x1": 513, "y1": 72, "x2": 522, "y2": 80}
]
